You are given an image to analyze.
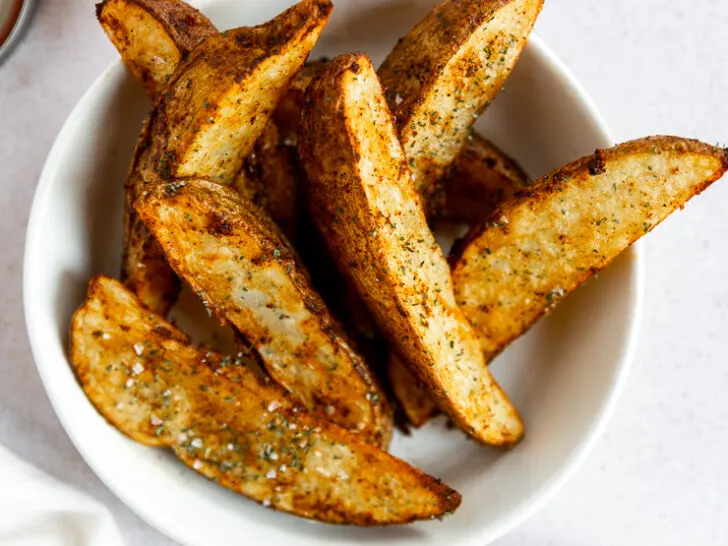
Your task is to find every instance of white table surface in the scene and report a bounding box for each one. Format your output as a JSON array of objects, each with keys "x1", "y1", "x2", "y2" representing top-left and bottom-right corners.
[{"x1": 1, "y1": 1, "x2": 727, "y2": 544}]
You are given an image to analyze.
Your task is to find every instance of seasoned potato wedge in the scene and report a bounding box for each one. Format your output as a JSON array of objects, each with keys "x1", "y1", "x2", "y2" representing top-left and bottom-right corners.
[
  {"x1": 137, "y1": 180, "x2": 392, "y2": 447},
  {"x1": 148, "y1": 0, "x2": 332, "y2": 185},
  {"x1": 299, "y1": 53, "x2": 523, "y2": 447},
  {"x1": 441, "y1": 133, "x2": 531, "y2": 225},
  {"x1": 121, "y1": 119, "x2": 182, "y2": 315},
  {"x1": 388, "y1": 354, "x2": 440, "y2": 428},
  {"x1": 96, "y1": 0, "x2": 217, "y2": 99},
  {"x1": 234, "y1": 122, "x2": 299, "y2": 238},
  {"x1": 451, "y1": 137, "x2": 728, "y2": 361},
  {"x1": 379, "y1": 0, "x2": 542, "y2": 215},
  {"x1": 273, "y1": 59, "x2": 328, "y2": 146},
  {"x1": 121, "y1": 0, "x2": 331, "y2": 313},
  {"x1": 70, "y1": 275, "x2": 460, "y2": 524}
]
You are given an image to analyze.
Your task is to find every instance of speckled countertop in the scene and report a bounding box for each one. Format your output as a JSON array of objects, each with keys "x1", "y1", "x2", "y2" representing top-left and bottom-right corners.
[{"x1": 1, "y1": 1, "x2": 727, "y2": 544}]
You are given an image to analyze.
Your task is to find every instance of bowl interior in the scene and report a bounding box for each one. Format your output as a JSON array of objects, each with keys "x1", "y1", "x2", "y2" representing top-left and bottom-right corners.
[{"x1": 24, "y1": 1, "x2": 641, "y2": 545}]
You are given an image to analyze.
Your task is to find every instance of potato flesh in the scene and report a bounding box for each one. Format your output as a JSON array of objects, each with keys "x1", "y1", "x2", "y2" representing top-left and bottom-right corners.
[
  {"x1": 300, "y1": 54, "x2": 523, "y2": 446},
  {"x1": 452, "y1": 137, "x2": 728, "y2": 361},
  {"x1": 70, "y1": 276, "x2": 459, "y2": 525}
]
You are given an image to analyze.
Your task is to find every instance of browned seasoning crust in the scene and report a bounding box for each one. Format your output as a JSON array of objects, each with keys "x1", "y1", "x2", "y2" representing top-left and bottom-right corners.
[
  {"x1": 70, "y1": 275, "x2": 460, "y2": 525},
  {"x1": 136, "y1": 180, "x2": 393, "y2": 448},
  {"x1": 440, "y1": 133, "x2": 531, "y2": 225},
  {"x1": 378, "y1": 0, "x2": 543, "y2": 215},
  {"x1": 298, "y1": 53, "x2": 523, "y2": 447},
  {"x1": 96, "y1": 0, "x2": 217, "y2": 99},
  {"x1": 451, "y1": 137, "x2": 728, "y2": 362}
]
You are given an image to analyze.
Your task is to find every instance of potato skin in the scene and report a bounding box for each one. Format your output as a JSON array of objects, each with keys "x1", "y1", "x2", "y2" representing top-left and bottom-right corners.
[
  {"x1": 70, "y1": 275, "x2": 460, "y2": 525},
  {"x1": 378, "y1": 0, "x2": 543, "y2": 215},
  {"x1": 440, "y1": 133, "x2": 531, "y2": 225},
  {"x1": 451, "y1": 137, "x2": 728, "y2": 361},
  {"x1": 97, "y1": 0, "x2": 217, "y2": 99},
  {"x1": 299, "y1": 53, "x2": 523, "y2": 447},
  {"x1": 137, "y1": 180, "x2": 393, "y2": 448}
]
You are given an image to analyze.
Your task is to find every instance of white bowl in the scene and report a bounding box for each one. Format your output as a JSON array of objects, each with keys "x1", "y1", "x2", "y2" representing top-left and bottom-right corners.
[{"x1": 23, "y1": 1, "x2": 644, "y2": 544}]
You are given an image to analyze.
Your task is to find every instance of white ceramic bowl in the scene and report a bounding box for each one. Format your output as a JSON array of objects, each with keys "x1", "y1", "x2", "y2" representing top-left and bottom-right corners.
[{"x1": 23, "y1": 1, "x2": 644, "y2": 544}]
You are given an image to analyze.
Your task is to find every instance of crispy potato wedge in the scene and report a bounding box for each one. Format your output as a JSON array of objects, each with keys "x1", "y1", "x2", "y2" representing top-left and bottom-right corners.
[
  {"x1": 441, "y1": 133, "x2": 531, "y2": 225},
  {"x1": 299, "y1": 53, "x2": 523, "y2": 447},
  {"x1": 273, "y1": 59, "x2": 328, "y2": 146},
  {"x1": 121, "y1": 119, "x2": 182, "y2": 315},
  {"x1": 70, "y1": 275, "x2": 460, "y2": 524},
  {"x1": 234, "y1": 122, "x2": 299, "y2": 238},
  {"x1": 378, "y1": 0, "x2": 542, "y2": 215},
  {"x1": 451, "y1": 137, "x2": 728, "y2": 361},
  {"x1": 96, "y1": 0, "x2": 217, "y2": 99},
  {"x1": 137, "y1": 180, "x2": 393, "y2": 447},
  {"x1": 121, "y1": 0, "x2": 331, "y2": 313},
  {"x1": 148, "y1": 0, "x2": 332, "y2": 185},
  {"x1": 388, "y1": 354, "x2": 440, "y2": 428}
]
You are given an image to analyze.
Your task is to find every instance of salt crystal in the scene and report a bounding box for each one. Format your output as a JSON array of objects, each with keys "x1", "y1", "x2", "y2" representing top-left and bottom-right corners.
[
  {"x1": 102, "y1": 333, "x2": 111, "y2": 340},
  {"x1": 266, "y1": 469, "x2": 277, "y2": 479},
  {"x1": 150, "y1": 414, "x2": 163, "y2": 426},
  {"x1": 125, "y1": 378, "x2": 134, "y2": 388},
  {"x1": 191, "y1": 438, "x2": 203, "y2": 448},
  {"x1": 193, "y1": 460, "x2": 203, "y2": 470},
  {"x1": 262, "y1": 499, "x2": 271, "y2": 507},
  {"x1": 133, "y1": 343, "x2": 144, "y2": 356},
  {"x1": 132, "y1": 362, "x2": 144, "y2": 375},
  {"x1": 267, "y1": 401, "x2": 281, "y2": 412}
]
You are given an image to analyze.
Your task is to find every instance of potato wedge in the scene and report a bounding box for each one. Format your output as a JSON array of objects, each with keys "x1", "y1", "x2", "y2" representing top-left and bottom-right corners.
[
  {"x1": 378, "y1": 0, "x2": 542, "y2": 215},
  {"x1": 148, "y1": 0, "x2": 332, "y2": 185},
  {"x1": 234, "y1": 121, "x2": 299, "y2": 239},
  {"x1": 441, "y1": 133, "x2": 531, "y2": 225},
  {"x1": 96, "y1": 0, "x2": 217, "y2": 99},
  {"x1": 451, "y1": 137, "x2": 728, "y2": 361},
  {"x1": 137, "y1": 180, "x2": 392, "y2": 447},
  {"x1": 70, "y1": 275, "x2": 460, "y2": 524},
  {"x1": 273, "y1": 59, "x2": 327, "y2": 146},
  {"x1": 121, "y1": 0, "x2": 331, "y2": 313},
  {"x1": 388, "y1": 354, "x2": 440, "y2": 428},
  {"x1": 299, "y1": 53, "x2": 523, "y2": 447}
]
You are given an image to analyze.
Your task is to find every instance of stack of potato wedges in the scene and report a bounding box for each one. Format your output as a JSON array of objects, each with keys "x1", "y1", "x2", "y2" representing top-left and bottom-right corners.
[{"x1": 70, "y1": 0, "x2": 727, "y2": 525}]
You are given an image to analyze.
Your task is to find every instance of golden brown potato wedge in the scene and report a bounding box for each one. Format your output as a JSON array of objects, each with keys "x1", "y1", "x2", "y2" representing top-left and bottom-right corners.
[
  {"x1": 148, "y1": 0, "x2": 332, "y2": 185},
  {"x1": 451, "y1": 137, "x2": 728, "y2": 361},
  {"x1": 121, "y1": 119, "x2": 182, "y2": 315},
  {"x1": 234, "y1": 122, "x2": 299, "y2": 239},
  {"x1": 136, "y1": 180, "x2": 392, "y2": 447},
  {"x1": 121, "y1": 0, "x2": 331, "y2": 313},
  {"x1": 70, "y1": 275, "x2": 460, "y2": 524},
  {"x1": 96, "y1": 0, "x2": 217, "y2": 99},
  {"x1": 378, "y1": 0, "x2": 543, "y2": 215},
  {"x1": 388, "y1": 354, "x2": 440, "y2": 428},
  {"x1": 299, "y1": 53, "x2": 523, "y2": 447},
  {"x1": 441, "y1": 133, "x2": 531, "y2": 225},
  {"x1": 273, "y1": 59, "x2": 328, "y2": 146}
]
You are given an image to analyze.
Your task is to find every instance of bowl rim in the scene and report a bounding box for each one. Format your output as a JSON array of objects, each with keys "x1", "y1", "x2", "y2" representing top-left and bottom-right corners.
[{"x1": 23, "y1": 32, "x2": 644, "y2": 546}]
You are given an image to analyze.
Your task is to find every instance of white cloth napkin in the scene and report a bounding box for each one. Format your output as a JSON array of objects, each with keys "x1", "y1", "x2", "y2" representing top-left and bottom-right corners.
[{"x1": 0, "y1": 444, "x2": 125, "y2": 546}]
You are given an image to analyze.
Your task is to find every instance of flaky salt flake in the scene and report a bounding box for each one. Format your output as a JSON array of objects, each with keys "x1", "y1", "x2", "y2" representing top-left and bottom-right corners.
[
  {"x1": 266, "y1": 469, "x2": 277, "y2": 479},
  {"x1": 132, "y1": 362, "x2": 144, "y2": 375},
  {"x1": 192, "y1": 460, "x2": 203, "y2": 470},
  {"x1": 267, "y1": 401, "x2": 281, "y2": 412},
  {"x1": 133, "y1": 343, "x2": 144, "y2": 356}
]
